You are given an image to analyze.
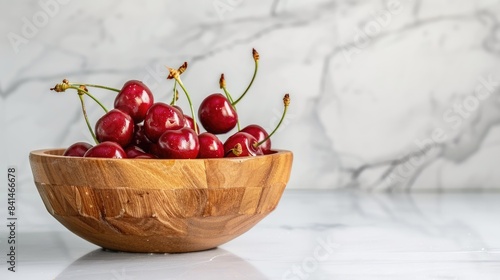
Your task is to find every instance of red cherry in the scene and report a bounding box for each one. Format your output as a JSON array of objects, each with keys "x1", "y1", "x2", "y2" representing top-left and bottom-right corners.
[
  {"x1": 241, "y1": 124, "x2": 271, "y2": 154},
  {"x1": 125, "y1": 145, "x2": 148, "y2": 158},
  {"x1": 84, "y1": 141, "x2": 127, "y2": 158},
  {"x1": 157, "y1": 127, "x2": 199, "y2": 159},
  {"x1": 63, "y1": 142, "x2": 93, "y2": 157},
  {"x1": 95, "y1": 109, "x2": 134, "y2": 147},
  {"x1": 183, "y1": 114, "x2": 199, "y2": 133},
  {"x1": 198, "y1": 93, "x2": 238, "y2": 134},
  {"x1": 131, "y1": 124, "x2": 153, "y2": 152},
  {"x1": 224, "y1": 132, "x2": 263, "y2": 157},
  {"x1": 149, "y1": 143, "x2": 161, "y2": 158},
  {"x1": 173, "y1": 105, "x2": 184, "y2": 114},
  {"x1": 144, "y1": 102, "x2": 185, "y2": 143},
  {"x1": 197, "y1": 132, "x2": 224, "y2": 158},
  {"x1": 114, "y1": 80, "x2": 154, "y2": 123}
]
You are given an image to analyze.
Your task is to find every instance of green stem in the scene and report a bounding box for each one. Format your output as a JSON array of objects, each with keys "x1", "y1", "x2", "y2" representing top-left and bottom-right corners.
[
  {"x1": 170, "y1": 81, "x2": 178, "y2": 105},
  {"x1": 256, "y1": 105, "x2": 288, "y2": 147},
  {"x1": 223, "y1": 86, "x2": 234, "y2": 103},
  {"x1": 69, "y1": 86, "x2": 108, "y2": 113},
  {"x1": 232, "y1": 59, "x2": 258, "y2": 106},
  {"x1": 222, "y1": 87, "x2": 240, "y2": 131},
  {"x1": 78, "y1": 94, "x2": 98, "y2": 144},
  {"x1": 175, "y1": 79, "x2": 199, "y2": 134},
  {"x1": 71, "y1": 83, "x2": 120, "y2": 93}
]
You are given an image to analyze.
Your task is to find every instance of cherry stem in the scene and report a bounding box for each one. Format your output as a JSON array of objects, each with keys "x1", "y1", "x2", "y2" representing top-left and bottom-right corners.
[
  {"x1": 232, "y1": 49, "x2": 259, "y2": 106},
  {"x1": 173, "y1": 77, "x2": 199, "y2": 134},
  {"x1": 222, "y1": 87, "x2": 234, "y2": 103},
  {"x1": 68, "y1": 85, "x2": 108, "y2": 113},
  {"x1": 220, "y1": 73, "x2": 240, "y2": 131},
  {"x1": 78, "y1": 93, "x2": 98, "y2": 144},
  {"x1": 71, "y1": 83, "x2": 120, "y2": 93},
  {"x1": 256, "y1": 94, "x2": 290, "y2": 147},
  {"x1": 171, "y1": 81, "x2": 178, "y2": 105},
  {"x1": 167, "y1": 63, "x2": 197, "y2": 132}
]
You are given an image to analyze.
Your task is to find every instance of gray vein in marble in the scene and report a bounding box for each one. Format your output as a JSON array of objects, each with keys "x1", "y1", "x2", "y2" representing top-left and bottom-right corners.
[
  {"x1": 181, "y1": 2, "x2": 335, "y2": 62},
  {"x1": 190, "y1": 19, "x2": 319, "y2": 63},
  {"x1": 270, "y1": 0, "x2": 281, "y2": 17},
  {"x1": 412, "y1": 0, "x2": 422, "y2": 17},
  {"x1": 320, "y1": 6, "x2": 500, "y2": 190}
]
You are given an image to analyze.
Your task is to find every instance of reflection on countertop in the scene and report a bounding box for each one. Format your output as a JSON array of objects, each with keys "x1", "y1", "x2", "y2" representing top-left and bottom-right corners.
[
  {"x1": 57, "y1": 248, "x2": 267, "y2": 280},
  {"x1": 2, "y1": 190, "x2": 500, "y2": 279}
]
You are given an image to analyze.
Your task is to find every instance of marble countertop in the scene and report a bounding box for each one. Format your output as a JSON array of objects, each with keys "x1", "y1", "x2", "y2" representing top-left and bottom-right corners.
[{"x1": 2, "y1": 190, "x2": 500, "y2": 280}]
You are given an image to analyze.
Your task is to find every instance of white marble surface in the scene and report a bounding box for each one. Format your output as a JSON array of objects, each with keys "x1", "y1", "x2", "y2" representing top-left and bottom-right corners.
[
  {"x1": 2, "y1": 0, "x2": 500, "y2": 250},
  {"x1": 1, "y1": 190, "x2": 500, "y2": 279}
]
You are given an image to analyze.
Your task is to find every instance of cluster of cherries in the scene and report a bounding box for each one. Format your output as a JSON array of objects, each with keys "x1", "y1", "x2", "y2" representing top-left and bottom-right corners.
[{"x1": 51, "y1": 49, "x2": 290, "y2": 159}]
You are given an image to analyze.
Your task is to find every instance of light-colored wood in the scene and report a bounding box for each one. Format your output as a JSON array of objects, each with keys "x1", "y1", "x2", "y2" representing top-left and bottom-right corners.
[{"x1": 29, "y1": 149, "x2": 293, "y2": 253}]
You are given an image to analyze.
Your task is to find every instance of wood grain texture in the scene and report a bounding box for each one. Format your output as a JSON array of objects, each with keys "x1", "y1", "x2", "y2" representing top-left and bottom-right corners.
[{"x1": 29, "y1": 149, "x2": 293, "y2": 253}]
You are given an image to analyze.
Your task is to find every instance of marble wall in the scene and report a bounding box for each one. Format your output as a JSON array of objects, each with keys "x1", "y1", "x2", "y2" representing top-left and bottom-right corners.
[{"x1": 2, "y1": 0, "x2": 500, "y2": 196}]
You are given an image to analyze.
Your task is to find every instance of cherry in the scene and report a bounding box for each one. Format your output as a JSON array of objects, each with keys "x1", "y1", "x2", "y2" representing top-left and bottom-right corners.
[
  {"x1": 84, "y1": 141, "x2": 127, "y2": 158},
  {"x1": 238, "y1": 93, "x2": 290, "y2": 156},
  {"x1": 157, "y1": 127, "x2": 199, "y2": 159},
  {"x1": 173, "y1": 105, "x2": 184, "y2": 114},
  {"x1": 125, "y1": 145, "x2": 149, "y2": 158},
  {"x1": 149, "y1": 143, "x2": 161, "y2": 157},
  {"x1": 198, "y1": 93, "x2": 238, "y2": 134},
  {"x1": 197, "y1": 132, "x2": 224, "y2": 158},
  {"x1": 95, "y1": 109, "x2": 134, "y2": 147},
  {"x1": 143, "y1": 102, "x2": 185, "y2": 143},
  {"x1": 63, "y1": 142, "x2": 93, "y2": 157},
  {"x1": 224, "y1": 132, "x2": 263, "y2": 157},
  {"x1": 51, "y1": 50, "x2": 289, "y2": 161},
  {"x1": 114, "y1": 80, "x2": 154, "y2": 123},
  {"x1": 241, "y1": 124, "x2": 271, "y2": 154},
  {"x1": 130, "y1": 124, "x2": 153, "y2": 152},
  {"x1": 184, "y1": 114, "x2": 199, "y2": 132}
]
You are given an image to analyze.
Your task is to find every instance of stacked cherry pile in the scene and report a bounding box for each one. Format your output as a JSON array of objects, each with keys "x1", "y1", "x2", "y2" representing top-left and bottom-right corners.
[{"x1": 51, "y1": 49, "x2": 290, "y2": 159}]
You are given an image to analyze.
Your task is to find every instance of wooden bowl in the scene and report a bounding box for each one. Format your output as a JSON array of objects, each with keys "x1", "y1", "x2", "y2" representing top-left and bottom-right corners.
[{"x1": 29, "y1": 149, "x2": 293, "y2": 253}]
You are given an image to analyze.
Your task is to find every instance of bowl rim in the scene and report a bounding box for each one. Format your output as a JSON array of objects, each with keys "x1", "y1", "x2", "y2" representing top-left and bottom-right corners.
[{"x1": 30, "y1": 148, "x2": 292, "y2": 162}]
